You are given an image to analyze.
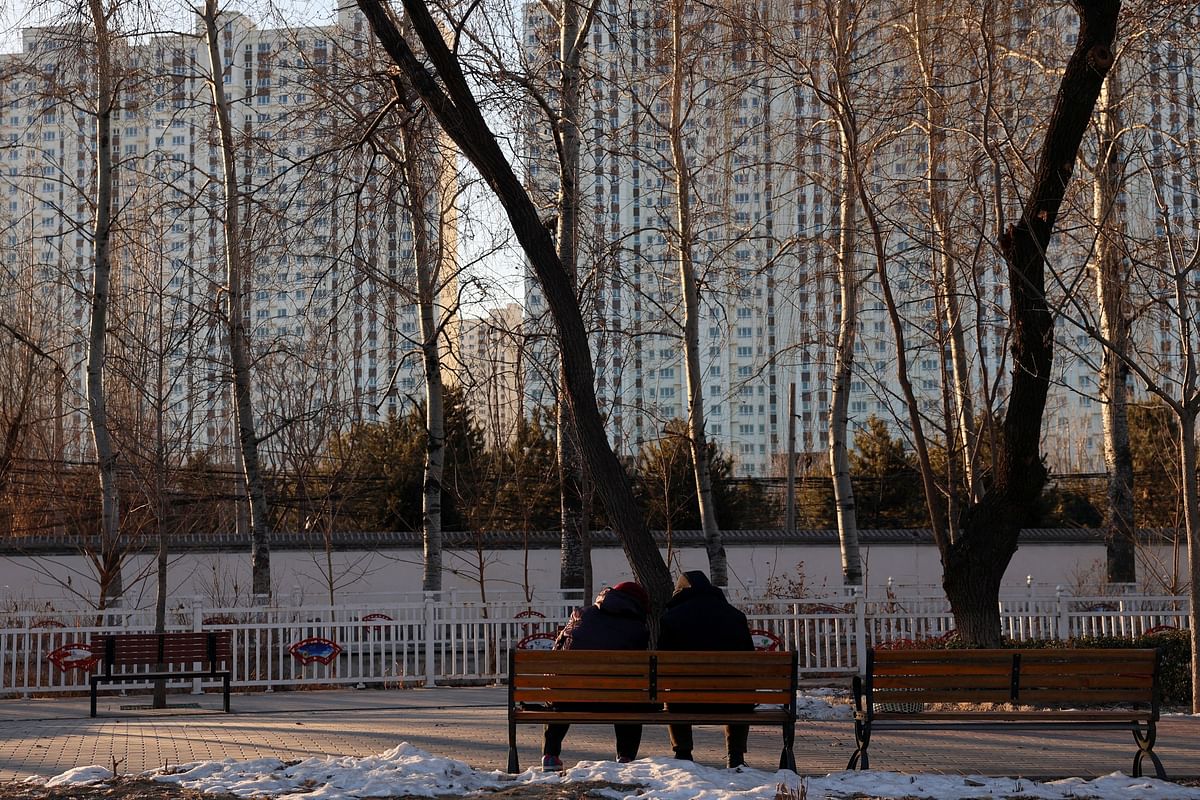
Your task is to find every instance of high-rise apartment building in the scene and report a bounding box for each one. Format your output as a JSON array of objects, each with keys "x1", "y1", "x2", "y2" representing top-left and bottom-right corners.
[
  {"x1": 521, "y1": 1, "x2": 1199, "y2": 477},
  {"x1": 0, "y1": 8, "x2": 456, "y2": 468}
]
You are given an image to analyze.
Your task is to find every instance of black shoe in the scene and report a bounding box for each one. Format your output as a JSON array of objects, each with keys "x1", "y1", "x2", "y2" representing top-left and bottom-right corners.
[
  {"x1": 727, "y1": 753, "x2": 746, "y2": 769},
  {"x1": 673, "y1": 750, "x2": 693, "y2": 762}
]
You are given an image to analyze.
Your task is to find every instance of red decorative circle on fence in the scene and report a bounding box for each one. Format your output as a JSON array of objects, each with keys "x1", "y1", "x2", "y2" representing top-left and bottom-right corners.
[
  {"x1": 31, "y1": 618, "x2": 66, "y2": 629},
  {"x1": 749, "y1": 628, "x2": 785, "y2": 652},
  {"x1": 362, "y1": 613, "x2": 394, "y2": 635},
  {"x1": 1143, "y1": 625, "x2": 1179, "y2": 635},
  {"x1": 203, "y1": 615, "x2": 238, "y2": 626},
  {"x1": 47, "y1": 643, "x2": 100, "y2": 673},
  {"x1": 514, "y1": 609, "x2": 547, "y2": 634}
]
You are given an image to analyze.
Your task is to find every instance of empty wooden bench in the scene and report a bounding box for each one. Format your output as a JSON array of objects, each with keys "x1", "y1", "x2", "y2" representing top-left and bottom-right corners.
[
  {"x1": 507, "y1": 649, "x2": 797, "y2": 773},
  {"x1": 849, "y1": 648, "x2": 1165, "y2": 778},
  {"x1": 90, "y1": 631, "x2": 233, "y2": 717}
]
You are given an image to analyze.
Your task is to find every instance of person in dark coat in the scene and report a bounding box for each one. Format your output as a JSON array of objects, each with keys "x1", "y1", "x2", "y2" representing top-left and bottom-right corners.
[
  {"x1": 659, "y1": 570, "x2": 755, "y2": 768},
  {"x1": 541, "y1": 581, "x2": 651, "y2": 770}
]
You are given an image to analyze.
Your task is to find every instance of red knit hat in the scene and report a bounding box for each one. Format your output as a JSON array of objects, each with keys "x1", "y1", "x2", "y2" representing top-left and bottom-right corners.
[{"x1": 612, "y1": 581, "x2": 650, "y2": 612}]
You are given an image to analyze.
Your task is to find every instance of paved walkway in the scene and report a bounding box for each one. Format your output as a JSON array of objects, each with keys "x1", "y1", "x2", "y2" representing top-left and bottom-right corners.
[{"x1": 0, "y1": 687, "x2": 1197, "y2": 782}]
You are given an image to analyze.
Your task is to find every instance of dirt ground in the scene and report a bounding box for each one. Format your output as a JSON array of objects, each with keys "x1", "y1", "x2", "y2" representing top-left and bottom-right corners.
[{"x1": 0, "y1": 778, "x2": 641, "y2": 800}]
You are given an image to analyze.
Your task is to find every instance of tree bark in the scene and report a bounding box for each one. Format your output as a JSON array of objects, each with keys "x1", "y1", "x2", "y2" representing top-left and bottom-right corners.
[
  {"x1": 554, "y1": 0, "x2": 596, "y2": 595},
  {"x1": 356, "y1": 0, "x2": 672, "y2": 609},
  {"x1": 668, "y1": 0, "x2": 724, "y2": 587},
  {"x1": 1179, "y1": 410, "x2": 1199, "y2": 712},
  {"x1": 86, "y1": 0, "x2": 122, "y2": 609},
  {"x1": 828, "y1": 0, "x2": 862, "y2": 586},
  {"x1": 201, "y1": 0, "x2": 273, "y2": 598},
  {"x1": 1092, "y1": 67, "x2": 1136, "y2": 584},
  {"x1": 395, "y1": 96, "x2": 447, "y2": 594},
  {"x1": 947, "y1": 1, "x2": 1120, "y2": 645}
]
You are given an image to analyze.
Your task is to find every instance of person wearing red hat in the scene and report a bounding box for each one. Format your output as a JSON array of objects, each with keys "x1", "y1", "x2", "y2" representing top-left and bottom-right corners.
[{"x1": 540, "y1": 582, "x2": 651, "y2": 770}]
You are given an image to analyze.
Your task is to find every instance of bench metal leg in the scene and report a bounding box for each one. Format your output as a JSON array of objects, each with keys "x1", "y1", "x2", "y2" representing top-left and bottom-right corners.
[
  {"x1": 506, "y1": 718, "x2": 519, "y2": 774},
  {"x1": 89, "y1": 679, "x2": 98, "y2": 718},
  {"x1": 847, "y1": 719, "x2": 870, "y2": 770},
  {"x1": 1132, "y1": 721, "x2": 1165, "y2": 779},
  {"x1": 223, "y1": 675, "x2": 231, "y2": 712},
  {"x1": 779, "y1": 720, "x2": 796, "y2": 772}
]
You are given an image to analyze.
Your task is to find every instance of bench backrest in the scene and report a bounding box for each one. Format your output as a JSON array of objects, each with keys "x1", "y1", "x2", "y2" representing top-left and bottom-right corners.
[
  {"x1": 94, "y1": 632, "x2": 233, "y2": 672},
  {"x1": 867, "y1": 648, "x2": 1160, "y2": 710},
  {"x1": 510, "y1": 649, "x2": 796, "y2": 707}
]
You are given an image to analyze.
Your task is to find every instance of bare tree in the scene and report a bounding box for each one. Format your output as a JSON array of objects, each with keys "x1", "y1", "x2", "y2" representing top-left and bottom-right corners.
[
  {"x1": 944, "y1": 0, "x2": 1120, "y2": 644},
  {"x1": 198, "y1": 0, "x2": 273, "y2": 597},
  {"x1": 84, "y1": 0, "x2": 124, "y2": 607},
  {"x1": 355, "y1": 0, "x2": 673, "y2": 608}
]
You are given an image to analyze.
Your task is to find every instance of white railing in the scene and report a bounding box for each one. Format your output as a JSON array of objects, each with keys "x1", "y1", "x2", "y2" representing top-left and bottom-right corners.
[{"x1": 0, "y1": 591, "x2": 1189, "y2": 696}]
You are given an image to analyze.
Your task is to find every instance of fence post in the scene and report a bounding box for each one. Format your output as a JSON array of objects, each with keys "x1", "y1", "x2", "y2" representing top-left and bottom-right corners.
[
  {"x1": 423, "y1": 593, "x2": 436, "y2": 688},
  {"x1": 853, "y1": 587, "x2": 867, "y2": 672},
  {"x1": 192, "y1": 598, "x2": 204, "y2": 694},
  {"x1": 1055, "y1": 585, "x2": 1070, "y2": 641}
]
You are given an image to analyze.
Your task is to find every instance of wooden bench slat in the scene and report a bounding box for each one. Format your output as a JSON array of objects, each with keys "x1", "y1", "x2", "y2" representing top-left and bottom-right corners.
[
  {"x1": 661, "y1": 690, "x2": 792, "y2": 704},
  {"x1": 1017, "y1": 688, "x2": 1154, "y2": 704},
  {"x1": 1021, "y1": 676, "x2": 1154, "y2": 691},
  {"x1": 513, "y1": 690, "x2": 657, "y2": 700},
  {"x1": 514, "y1": 675, "x2": 651, "y2": 690},
  {"x1": 874, "y1": 674, "x2": 1012, "y2": 690},
  {"x1": 657, "y1": 676, "x2": 793, "y2": 690},
  {"x1": 869, "y1": 710, "x2": 1154, "y2": 722},
  {"x1": 656, "y1": 651, "x2": 792, "y2": 664},
  {"x1": 871, "y1": 662, "x2": 1012, "y2": 677},
  {"x1": 655, "y1": 663, "x2": 793, "y2": 678},
  {"x1": 872, "y1": 689, "x2": 1014, "y2": 704},
  {"x1": 872, "y1": 650, "x2": 1015, "y2": 663}
]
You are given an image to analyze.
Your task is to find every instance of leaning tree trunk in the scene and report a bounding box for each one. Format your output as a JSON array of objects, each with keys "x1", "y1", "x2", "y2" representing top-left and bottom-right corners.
[
  {"x1": 669, "y1": 0, "x2": 725, "y2": 587},
  {"x1": 1093, "y1": 66, "x2": 1136, "y2": 584},
  {"x1": 946, "y1": 1, "x2": 1120, "y2": 645},
  {"x1": 202, "y1": 0, "x2": 273, "y2": 598},
  {"x1": 86, "y1": 0, "x2": 122, "y2": 608},
  {"x1": 356, "y1": 0, "x2": 673, "y2": 611}
]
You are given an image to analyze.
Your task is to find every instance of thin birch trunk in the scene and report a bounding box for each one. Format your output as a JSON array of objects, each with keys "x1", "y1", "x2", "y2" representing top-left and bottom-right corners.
[
  {"x1": 201, "y1": 0, "x2": 272, "y2": 598},
  {"x1": 669, "y1": 0, "x2": 724, "y2": 586},
  {"x1": 828, "y1": 0, "x2": 862, "y2": 586},
  {"x1": 912, "y1": 3, "x2": 979, "y2": 506},
  {"x1": 1093, "y1": 69, "x2": 1135, "y2": 584},
  {"x1": 86, "y1": 0, "x2": 122, "y2": 608},
  {"x1": 397, "y1": 104, "x2": 446, "y2": 594}
]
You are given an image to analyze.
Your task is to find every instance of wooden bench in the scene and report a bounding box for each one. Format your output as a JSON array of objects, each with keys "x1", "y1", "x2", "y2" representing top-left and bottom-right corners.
[
  {"x1": 90, "y1": 632, "x2": 233, "y2": 717},
  {"x1": 507, "y1": 649, "x2": 797, "y2": 773},
  {"x1": 849, "y1": 648, "x2": 1165, "y2": 778}
]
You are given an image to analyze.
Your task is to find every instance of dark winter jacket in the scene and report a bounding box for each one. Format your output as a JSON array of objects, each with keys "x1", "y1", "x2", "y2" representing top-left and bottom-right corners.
[
  {"x1": 554, "y1": 585, "x2": 651, "y2": 652},
  {"x1": 659, "y1": 571, "x2": 754, "y2": 652}
]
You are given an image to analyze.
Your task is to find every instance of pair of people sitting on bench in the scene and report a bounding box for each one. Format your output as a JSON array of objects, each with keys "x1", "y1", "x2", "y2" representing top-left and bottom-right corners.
[{"x1": 540, "y1": 570, "x2": 754, "y2": 771}]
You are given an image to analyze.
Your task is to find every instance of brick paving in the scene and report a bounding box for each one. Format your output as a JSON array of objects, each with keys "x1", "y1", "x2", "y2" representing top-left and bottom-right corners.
[{"x1": 0, "y1": 687, "x2": 1196, "y2": 782}]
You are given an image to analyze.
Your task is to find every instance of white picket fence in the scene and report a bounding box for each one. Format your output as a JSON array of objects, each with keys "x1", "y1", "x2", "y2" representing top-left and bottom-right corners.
[{"x1": 0, "y1": 590, "x2": 1189, "y2": 696}]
